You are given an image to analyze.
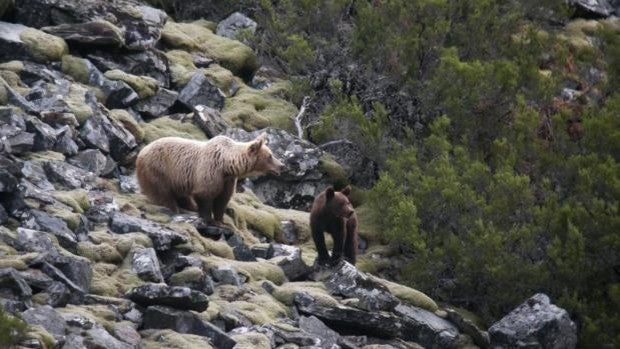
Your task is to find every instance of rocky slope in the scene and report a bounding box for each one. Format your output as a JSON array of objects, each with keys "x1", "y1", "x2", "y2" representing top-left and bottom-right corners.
[{"x1": 0, "y1": 1, "x2": 578, "y2": 348}]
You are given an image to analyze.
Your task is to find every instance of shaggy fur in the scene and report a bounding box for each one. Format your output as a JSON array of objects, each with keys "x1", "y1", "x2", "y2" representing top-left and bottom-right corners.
[
  {"x1": 136, "y1": 133, "x2": 284, "y2": 225},
  {"x1": 310, "y1": 186, "x2": 358, "y2": 265}
]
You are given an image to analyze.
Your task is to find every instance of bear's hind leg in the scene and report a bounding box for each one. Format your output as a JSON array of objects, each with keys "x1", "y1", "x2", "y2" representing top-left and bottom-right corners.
[
  {"x1": 196, "y1": 196, "x2": 214, "y2": 225},
  {"x1": 177, "y1": 196, "x2": 198, "y2": 211}
]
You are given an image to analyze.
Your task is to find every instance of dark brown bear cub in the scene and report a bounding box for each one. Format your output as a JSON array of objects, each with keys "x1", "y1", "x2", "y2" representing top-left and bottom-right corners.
[{"x1": 310, "y1": 186, "x2": 358, "y2": 265}]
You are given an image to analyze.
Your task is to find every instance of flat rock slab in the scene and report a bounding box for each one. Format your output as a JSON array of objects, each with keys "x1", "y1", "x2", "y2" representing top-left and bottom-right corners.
[
  {"x1": 127, "y1": 283, "x2": 209, "y2": 312},
  {"x1": 109, "y1": 211, "x2": 188, "y2": 251}
]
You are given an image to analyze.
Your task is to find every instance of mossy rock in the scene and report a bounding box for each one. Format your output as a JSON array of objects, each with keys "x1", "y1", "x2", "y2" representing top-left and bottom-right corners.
[
  {"x1": 0, "y1": 78, "x2": 8, "y2": 105},
  {"x1": 20, "y1": 28, "x2": 68, "y2": 62},
  {"x1": 0, "y1": 70, "x2": 24, "y2": 88},
  {"x1": 270, "y1": 281, "x2": 340, "y2": 307},
  {"x1": 230, "y1": 332, "x2": 271, "y2": 349},
  {"x1": 200, "y1": 255, "x2": 285, "y2": 285},
  {"x1": 53, "y1": 190, "x2": 90, "y2": 213},
  {"x1": 169, "y1": 266, "x2": 204, "y2": 286},
  {"x1": 43, "y1": 205, "x2": 81, "y2": 231},
  {"x1": 164, "y1": 50, "x2": 197, "y2": 87},
  {"x1": 162, "y1": 20, "x2": 259, "y2": 78},
  {"x1": 142, "y1": 116, "x2": 207, "y2": 144},
  {"x1": 141, "y1": 329, "x2": 214, "y2": 349},
  {"x1": 0, "y1": 253, "x2": 40, "y2": 270},
  {"x1": 373, "y1": 277, "x2": 438, "y2": 312},
  {"x1": 25, "y1": 325, "x2": 56, "y2": 349},
  {"x1": 23, "y1": 150, "x2": 66, "y2": 162},
  {"x1": 89, "y1": 230, "x2": 152, "y2": 258},
  {"x1": 61, "y1": 55, "x2": 90, "y2": 84},
  {"x1": 201, "y1": 64, "x2": 237, "y2": 95},
  {"x1": 66, "y1": 83, "x2": 95, "y2": 125},
  {"x1": 77, "y1": 241, "x2": 123, "y2": 263},
  {"x1": 109, "y1": 109, "x2": 144, "y2": 143},
  {"x1": 104, "y1": 69, "x2": 159, "y2": 99},
  {"x1": 172, "y1": 223, "x2": 235, "y2": 259},
  {"x1": 222, "y1": 83, "x2": 297, "y2": 132},
  {"x1": 227, "y1": 196, "x2": 282, "y2": 241},
  {"x1": 90, "y1": 262, "x2": 145, "y2": 298},
  {"x1": 318, "y1": 154, "x2": 348, "y2": 186},
  {"x1": 211, "y1": 284, "x2": 290, "y2": 326},
  {"x1": 0, "y1": 60, "x2": 23, "y2": 73},
  {"x1": 57, "y1": 304, "x2": 119, "y2": 333}
]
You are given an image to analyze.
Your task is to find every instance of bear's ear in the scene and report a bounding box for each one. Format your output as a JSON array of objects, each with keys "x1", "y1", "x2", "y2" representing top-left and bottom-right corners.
[
  {"x1": 258, "y1": 132, "x2": 269, "y2": 145},
  {"x1": 325, "y1": 187, "x2": 335, "y2": 200},
  {"x1": 341, "y1": 185, "x2": 351, "y2": 196},
  {"x1": 249, "y1": 135, "x2": 266, "y2": 153}
]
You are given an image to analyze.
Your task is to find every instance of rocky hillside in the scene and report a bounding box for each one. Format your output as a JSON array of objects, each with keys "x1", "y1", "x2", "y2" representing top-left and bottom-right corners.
[{"x1": 0, "y1": 1, "x2": 579, "y2": 348}]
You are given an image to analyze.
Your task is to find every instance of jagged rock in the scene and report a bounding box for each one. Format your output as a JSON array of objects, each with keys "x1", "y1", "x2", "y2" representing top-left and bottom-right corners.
[
  {"x1": 0, "y1": 267, "x2": 33, "y2": 302},
  {"x1": 109, "y1": 211, "x2": 188, "y2": 250},
  {"x1": 193, "y1": 104, "x2": 228, "y2": 137},
  {"x1": 216, "y1": 12, "x2": 257, "y2": 39},
  {"x1": 21, "y1": 161, "x2": 53, "y2": 191},
  {"x1": 227, "y1": 234, "x2": 257, "y2": 262},
  {"x1": 298, "y1": 315, "x2": 341, "y2": 349},
  {"x1": 43, "y1": 281, "x2": 71, "y2": 307},
  {"x1": 142, "y1": 305, "x2": 236, "y2": 349},
  {"x1": 178, "y1": 72, "x2": 226, "y2": 110},
  {"x1": 274, "y1": 244, "x2": 312, "y2": 281},
  {"x1": 444, "y1": 307, "x2": 490, "y2": 349},
  {"x1": 1, "y1": 299, "x2": 27, "y2": 314},
  {"x1": 84, "y1": 324, "x2": 133, "y2": 349},
  {"x1": 42, "y1": 20, "x2": 125, "y2": 47},
  {"x1": 87, "y1": 49, "x2": 170, "y2": 88},
  {"x1": 320, "y1": 140, "x2": 378, "y2": 188},
  {"x1": 13, "y1": 0, "x2": 167, "y2": 51},
  {"x1": 22, "y1": 305, "x2": 67, "y2": 339},
  {"x1": 14, "y1": 227, "x2": 59, "y2": 256},
  {"x1": 324, "y1": 261, "x2": 399, "y2": 312},
  {"x1": 0, "y1": 205, "x2": 7, "y2": 225},
  {"x1": 131, "y1": 247, "x2": 164, "y2": 283},
  {"x1": 19, "y1": 269, "x2": 54, "y2": 291},
  {"x1": 68, "y1": 149, "x2": 108, "y2": 175},
  {"x1": 113, "y1": 322, "x2": 142, "y2": 347},
  {"x1": 250, "y1": 244, "x2": 274, "y2": 260},
  {"x1": 61, "y1": 56, "x2": 139, "y2": 109},
  {"x1": 134, "y1": 88, "x2": 178, "y2": 118},
  {"x1": 169, "y1": 266, "x2": 214, "y2": 295},
  {"x1": 80, "y1": 112, "x2": 138, "y2": 164},
  {"x1": 53, "y1": 126, "x2": 79, "y2": 156},
  {"x1": 569, "y1": 0, "x2": 615, "y2": 18},
  {"x1": 119, "y1": 174, "x2": 139, "y2": 193},
  {"x1": 3, "y1": 131, "x2": 35, "y2": 155},
  {"x1": 21, "y1": 209, "x2": 77, "y2": 250},
  {"x1": 196, "y1": 223, "x2": 234, "y2": 240},
  {"x1": 279, "y1": 220, "x2": 299, "y2": 244},
  {"x1": 127, "y1": 283, "x2": 209, "y2": 312},
  {"x1": 0, "y1": 107, "x2": 35, "y2": 154},
  {"x1": 210, "y1": 264, "x2": 246, "y2": 286},
  {"x1": 226, "y1": 127, "x2": 334, "y2": 210},
  {"x1": 43, "y1": 160, "x2": 96, "y2": 189},
  {"x1": 0, "y1": 21, "x2": 67, "y2": 63},
  {"x1": 488, "y1": 293, "x2": 577, "y2": 349},
  {"x1": 123, "y1": 307, "x2": 142, "y2": 324},
  {"x1": 394, "y1": 304, "x2": 461, "y2": 349},
  {"x1": 25, "y1": 115, "x2": 57, "y2": 151},
  {"x1": 0, "y1": 163, "x2": 20, "y2": 193}
]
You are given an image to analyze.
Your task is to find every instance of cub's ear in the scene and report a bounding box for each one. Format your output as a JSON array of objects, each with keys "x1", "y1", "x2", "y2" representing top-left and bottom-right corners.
[
  {"x1": 249, "y1": 135, "x2": 266, "y2": 153},
  {"x1": 340, "y1": 185, "x2": 351, "y2": 196},
  {"x1": 325, "y1": 187, "x2": 335, "y2": 200}
]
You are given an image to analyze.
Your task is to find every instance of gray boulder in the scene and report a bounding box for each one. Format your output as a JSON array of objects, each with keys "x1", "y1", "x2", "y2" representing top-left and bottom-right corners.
[
  {"x1": 22, "y1": 305, "x2": 67, "y2": 340},
  {"x1": 298, "y1": 315, "x2": 341, "y2": 349},
  {"x1": 394, "y1": 304, "x2": 461, "y2": 349},
  {"x1": 134, "y1": 88, "x2": 178, "y2": 118},
  {"x1": 193, "y1": 104, "x2": 228, "y2": 138},
  {"x1": 216, "y1": 12, "x2": 257, "y2": 39},
  {"x1": 21, "y1": 209, "x2": 77, "y2": 250},
  {"x1": 109, "y1": 211, "x2": 188, "y2": 251},
  {"x1": 324, "y1": 261, "x2": 399, "y2": 312},
  {"x1": 131, "y1": 247, "x2": 164, "y2": 283},
  {"x1": 178, "y1": 72, "x2": 226, "y2": 111},
  {"x1": 488, "y1": 293, "x2": 577, "y2": 349},
  {"x1": 43, "y1": 160, "x2": 97, "y2": 189},
  {"x1": 569, "y1": 0, "x2": 615, "y2": 18},
  {"x1": 319, "y1": 139, "x2": 378, "y2": 188},
  {"x1": 142, "y1": 305, "x2": 236, "y2": 349},
  {"x1": 126, "y1": 283, "x2": 209, "y2": 312}
]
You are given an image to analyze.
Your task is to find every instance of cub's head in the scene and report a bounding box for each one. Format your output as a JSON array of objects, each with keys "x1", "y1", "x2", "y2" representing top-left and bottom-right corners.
[
  {"x1": 324, "y1": 186, "x2": 355, "y2": 219},
  {"x1": 246, "y1": 133, "x2": 285, "y2": 176}
]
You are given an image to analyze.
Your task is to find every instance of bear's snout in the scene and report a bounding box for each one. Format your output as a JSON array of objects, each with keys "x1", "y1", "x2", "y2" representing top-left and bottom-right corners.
[{"x1": 270, "y1": 158, "x2": 285, "y2": 175}]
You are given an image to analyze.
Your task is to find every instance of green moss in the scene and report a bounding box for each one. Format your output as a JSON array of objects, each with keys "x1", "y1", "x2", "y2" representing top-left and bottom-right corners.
[
  {"x1": 20, "y1": 28, "x2": 68, "y2": 62},
  {"x1": 57, "y1": 304, "x2": 119, "y2": 333},
  {"x1": 169, "y1": 266, "x2": 204, "y2": 286},
  {"x1": 53, "y1": 190, "x2": 90, "y2": 213},
  {"x1": 89, "y1": 230, "x2": 152, "y2": 258},
  {"x1": 318, "y1": 154, "x2": 347, "y2": 186},
  {"x1": 0, "y1": 307, "x2": 28, "y2": 347},
  {"x1": 61, "y1": 55, "x2": 90, "y2": 84},
  {"x1": 162, "y1": 21, "x2": 259, "y2": 77},
  {"x1": 0, "y1": 60, "x2": 23, "y2": 73},
  {"x1": 90, "y1": 261, "x2": 144, "y2": 298},
  {"x1": 77, "y1": 241, "x2": 123, "y2": 263},
  {"x1": 65, "y1": 83, "x2": 95, "y2": 124},
  {"x1": 373, "y1": 277, "x2": 438, "y2": 312},
  {"x1": 0, "y1": 79, "x2": 8, "y2": 105},
  {"x1": 355, "y1": 205, "x2": 382, "y2": 242},
  {"x1": 222, "y1": 84, "x2": 297, "y2": 131},
  {"x1": 44, "y1": 205, "x2": 81, "y2": 231},
  {"x1": 26, "y1": 325, "x2": 56, "y2": 349},
  {"x1": 24, "y1": 150, "x2": 65, "y2": 162},
  {"x1": 141, "y1": 329, "x2": 214, "y2": 349},
  {"x1": 271, "y1": 281, "x2": 340, "y2": 307},
  {"x1": 109, "y1": 109, "x2": 144, "y2": 143},
  {"x1": 142, "y1": 116, "x2": 207, "y2": 144},
  {"x1": 104, "y1": 69, "x2": 159, "y2": 99},
  {"x1": 202, "y1": 64, "x2": 236, "y2": 95},
  {"x1": 164, "y1": 50, "x2": 197, "y2": 87},
  {"x1": 227, "y1": 196, "x2": 282, "y2": 241},
  {"x1": 0, "y1": 70, "x2": 23, "y2": 88},
  {"x1": 201, "y1": 255, "x2": 285, "y2": 285},
  {"x1": 230, "y1": 332, "x2": 271, "y2": 349}
]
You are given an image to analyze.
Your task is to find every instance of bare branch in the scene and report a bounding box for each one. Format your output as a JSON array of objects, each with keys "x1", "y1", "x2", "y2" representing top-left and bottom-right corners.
[{"x1": 291, "y1": 96, "x2": 315, "y2": 139}]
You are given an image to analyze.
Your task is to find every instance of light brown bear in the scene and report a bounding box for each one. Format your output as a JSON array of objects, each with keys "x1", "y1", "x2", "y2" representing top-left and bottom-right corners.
[{"x1": 136, "y1": 133, "x2": 285, "y2": 226}]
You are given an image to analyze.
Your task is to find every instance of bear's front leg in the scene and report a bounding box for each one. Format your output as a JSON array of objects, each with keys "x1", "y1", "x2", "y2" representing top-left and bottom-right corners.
[
  {"x1": 311, "y1": 224, "x2": 330, "y2": 265},
  {"x1": 330, "y1": 220, "x2": 347, "y2": 265},
  {"x1": 196, "y1": 196, "x2": 214, "y2": 225}
]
